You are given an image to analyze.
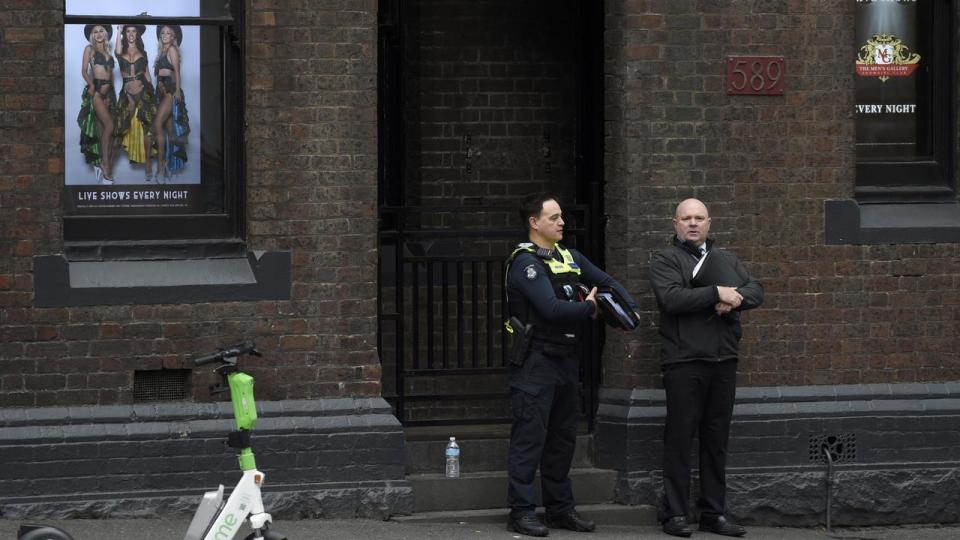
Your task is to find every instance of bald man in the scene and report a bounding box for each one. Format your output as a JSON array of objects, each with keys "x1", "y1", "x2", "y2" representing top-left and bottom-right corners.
[{"x1": 648, "y1": 199, "x2": 763, "y2": 537}]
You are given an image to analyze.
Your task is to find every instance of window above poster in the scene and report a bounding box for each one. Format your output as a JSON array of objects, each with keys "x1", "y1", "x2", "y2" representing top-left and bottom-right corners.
[{"x1": 65, "y1": 0, "x2": 232, "y2": 18}]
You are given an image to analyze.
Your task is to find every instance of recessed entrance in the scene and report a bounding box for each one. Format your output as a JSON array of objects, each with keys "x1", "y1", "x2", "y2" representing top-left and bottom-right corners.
[{"x1": 377, "y1": 0, "x2": 605, "y2": 428}]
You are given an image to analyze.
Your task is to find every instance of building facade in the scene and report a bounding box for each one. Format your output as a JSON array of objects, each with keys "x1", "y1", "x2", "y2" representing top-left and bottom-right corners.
[{"x1": 1, "y1": 0, "x2": 958, "y2": 526}]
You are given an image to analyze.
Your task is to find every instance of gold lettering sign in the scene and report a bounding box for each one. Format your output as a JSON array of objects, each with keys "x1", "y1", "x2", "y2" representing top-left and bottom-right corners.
[{"x1": 855, "y1": 33, "x2": 921, "y2": 82}]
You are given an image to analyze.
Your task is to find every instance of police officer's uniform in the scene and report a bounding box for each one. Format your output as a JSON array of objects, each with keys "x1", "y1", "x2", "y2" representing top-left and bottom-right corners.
[{"x1": 505, "y1": 242, "x2": 638, "y2": 523}]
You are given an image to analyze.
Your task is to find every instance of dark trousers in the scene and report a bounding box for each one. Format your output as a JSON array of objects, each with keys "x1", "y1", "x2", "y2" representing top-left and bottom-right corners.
[
  {"x1": 661, "y1": 359, "x2": 738, "y2": 519},
  {"x1": 507, "y1": 348, "x2": 579, "y2": 518}
]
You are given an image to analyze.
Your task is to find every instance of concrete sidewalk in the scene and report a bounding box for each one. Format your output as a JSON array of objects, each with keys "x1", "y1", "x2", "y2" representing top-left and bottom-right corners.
[{"x1": 4, "y1": 512, "x2": 959, "y2": 540}]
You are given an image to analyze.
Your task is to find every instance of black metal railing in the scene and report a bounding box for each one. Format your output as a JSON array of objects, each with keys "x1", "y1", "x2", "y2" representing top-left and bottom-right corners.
[{"x1": 377, "y1": 205, "x2": 600, "y2": 427}]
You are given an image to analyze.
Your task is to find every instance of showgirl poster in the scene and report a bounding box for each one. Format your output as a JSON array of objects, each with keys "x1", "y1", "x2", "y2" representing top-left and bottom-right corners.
[{"x1": 64, "y1": 0, "x2": 203, "y2": 213}]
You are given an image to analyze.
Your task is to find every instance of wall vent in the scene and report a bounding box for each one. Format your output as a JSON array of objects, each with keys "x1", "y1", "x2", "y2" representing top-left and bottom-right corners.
[
  {"x1": 808, "y1": 433, "x2": 857, "y2": 464},
  {"x1": 133, "y1": 369, "x2": 190, "y2": 402}
]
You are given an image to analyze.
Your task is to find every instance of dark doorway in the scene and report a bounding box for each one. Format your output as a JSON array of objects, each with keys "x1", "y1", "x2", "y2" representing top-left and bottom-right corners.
[{"x1": 377, "y1": 0, "x2": 605, "y2": 428}]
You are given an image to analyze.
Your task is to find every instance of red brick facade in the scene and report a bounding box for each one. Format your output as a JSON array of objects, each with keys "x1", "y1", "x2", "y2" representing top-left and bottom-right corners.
[
  {"x1": 601, "y1": 0, "x2": 960, "y2": 389},
  {"x1": 0, "y1": 0, "x2": 958, "y2": 427},
  {"x1": 1, "y1": 0, "x2": 382, "y2": 406},
  {"x1": 2, "y1": 0, "x2": 960, "y2": 526}
]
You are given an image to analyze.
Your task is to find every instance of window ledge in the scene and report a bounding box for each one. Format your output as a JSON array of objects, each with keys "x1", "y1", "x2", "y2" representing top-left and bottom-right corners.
[
  {"x1": 825, "y1": 200, "x2": 960, "y2": 245},
  {"x1": 34, "y1": 251, "x2": 290, "y2": 307}
]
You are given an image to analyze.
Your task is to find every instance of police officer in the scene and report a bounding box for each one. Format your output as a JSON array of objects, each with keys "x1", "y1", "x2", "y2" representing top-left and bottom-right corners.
[{"x1": 505, "y1": 193, "x2": 639, "y2": 537}]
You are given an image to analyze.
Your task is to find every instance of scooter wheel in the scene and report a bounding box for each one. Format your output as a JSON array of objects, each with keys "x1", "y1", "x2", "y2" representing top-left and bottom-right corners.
[
  {"x1": 17, "y1": 524, "x2": 76, "y2": 540},
  {"x1": 243, "y1": 529, "x2": 287, "y2": 540}
]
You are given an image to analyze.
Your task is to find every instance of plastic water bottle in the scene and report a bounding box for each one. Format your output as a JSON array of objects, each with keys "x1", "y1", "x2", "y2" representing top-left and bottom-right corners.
[{"x1": 445, "y1": 436, "x2": 460, "y2": 478}]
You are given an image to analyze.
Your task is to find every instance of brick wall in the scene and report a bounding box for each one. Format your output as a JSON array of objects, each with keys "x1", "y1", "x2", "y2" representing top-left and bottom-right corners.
[
  {"x1": 0, "y1": 0, "x2": 382, "y2": 406},
  {"x1": 245, "y1": 0, "x2": 381, "y2": 399},
  {"x1": 0, "y1": 1, "x2": 69, "y2": 406},
  {"x1": 4, "y1": 0, "x2": 957, "y2": 412},
  {"x1": 402, "y1": 0, "x2": 579, "y2": 224},
  {"x1": 602, "y1": 1, "x2": 960, "y2": 390}
]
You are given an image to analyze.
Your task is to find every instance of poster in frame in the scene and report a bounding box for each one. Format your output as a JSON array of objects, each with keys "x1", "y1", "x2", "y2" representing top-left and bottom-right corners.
[
  {"x1": 64, "y1": 0, "x2": 204, "y2": 214},
  {"x1": 854, "y1": 0, "x2": 922, "y2": 162}
]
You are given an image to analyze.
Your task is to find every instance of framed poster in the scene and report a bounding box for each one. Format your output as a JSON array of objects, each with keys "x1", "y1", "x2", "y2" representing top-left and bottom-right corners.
[
  {"x1": 854, "y1": 0, "x2": 923, "y2": 162},
  {"x1": 64, "y1": 0, "x2": 204, "y2": 214}
]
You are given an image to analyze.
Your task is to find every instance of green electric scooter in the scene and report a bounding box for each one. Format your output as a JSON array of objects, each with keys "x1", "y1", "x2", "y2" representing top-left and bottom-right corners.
[
  {"x1": 185, "y1": 342, "x2": 286, "y2": 540},
  {"x1": 18, "y1": 342, "x2": 286, "y2": 540}
]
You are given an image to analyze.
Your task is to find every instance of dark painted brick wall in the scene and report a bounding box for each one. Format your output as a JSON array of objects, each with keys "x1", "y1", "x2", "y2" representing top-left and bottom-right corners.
[
  {"x1": 597, "y1": 383, "x2": 960, "y2": 525},
  {"x1": 402, "y1": 0, "x2": 578, "y2": 220},
  {"x1": 0, "y1": 398, "x2": 411, "y2": 519},
  {"x1": 379, "y1": 0, "x2": 589, "y2": 423}
]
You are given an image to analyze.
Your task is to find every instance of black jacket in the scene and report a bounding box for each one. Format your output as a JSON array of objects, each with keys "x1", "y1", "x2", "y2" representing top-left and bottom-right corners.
[
  {"x1": 507, "y1": 245, "x2": 639, "y2": 341},
  {"x1": 648, "y1": 238, "x2": 763, "y2": 365}
]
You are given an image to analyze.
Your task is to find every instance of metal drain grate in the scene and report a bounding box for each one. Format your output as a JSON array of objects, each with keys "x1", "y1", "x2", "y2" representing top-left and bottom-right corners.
[
  {"x1": 133, "y1": 369, "x2": 190, "y2": 402},
  {"x1": 809, "y1": 433, "x2": 857, "y2": 464}
]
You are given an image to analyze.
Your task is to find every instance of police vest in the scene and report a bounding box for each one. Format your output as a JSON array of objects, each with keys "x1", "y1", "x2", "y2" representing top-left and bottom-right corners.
[{"x1": 505, "y1": 242, "x2": 583, "y2": 344}]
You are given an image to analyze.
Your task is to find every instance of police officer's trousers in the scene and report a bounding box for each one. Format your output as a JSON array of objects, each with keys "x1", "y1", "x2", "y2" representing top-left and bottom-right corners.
[{"x1": 507, "y1": 346, "x2": 579, "y2": 519}]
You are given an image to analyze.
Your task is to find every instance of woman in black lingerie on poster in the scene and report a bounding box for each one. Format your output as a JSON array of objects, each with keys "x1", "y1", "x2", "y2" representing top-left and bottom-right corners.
[
  {"x1": 115, "y1": 23, "x2": 158, "y2": 181},
  {"x1": 78, "y1": 24, "x2": 116, "y2": 184},
  {"x1": 153, "y1": 24, "x2": 190, "y2": 180}
]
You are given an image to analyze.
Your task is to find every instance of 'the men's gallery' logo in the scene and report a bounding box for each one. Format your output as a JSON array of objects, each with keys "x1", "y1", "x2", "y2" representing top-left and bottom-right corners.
[{"x1": 856, "y1": 33, "x2": 920, "y2": 82}]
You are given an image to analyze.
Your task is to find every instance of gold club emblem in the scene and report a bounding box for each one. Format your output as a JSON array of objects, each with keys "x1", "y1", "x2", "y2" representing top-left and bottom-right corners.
[{"x1": 856, "y1": 33, "x2": 921, "y2": 82}]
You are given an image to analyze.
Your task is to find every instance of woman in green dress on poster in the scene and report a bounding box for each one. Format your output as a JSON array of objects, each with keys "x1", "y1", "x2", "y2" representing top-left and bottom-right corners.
[{"x1": 78, "y1": 24, "x2": 116, "y2": 184}]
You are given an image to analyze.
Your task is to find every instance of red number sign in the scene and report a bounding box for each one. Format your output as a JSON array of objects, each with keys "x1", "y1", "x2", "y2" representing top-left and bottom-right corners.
[{"x1": 726, "y1": 56, "x2": 784, "y2": 95}]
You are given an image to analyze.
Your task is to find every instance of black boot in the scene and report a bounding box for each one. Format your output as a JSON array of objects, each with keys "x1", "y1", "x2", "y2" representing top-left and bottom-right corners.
[
  {"x1": 662, "y1": 516, "x2": 693, "y2": 537},
  {"x1": 546, "y1": 509, "x2": 595, "y2": 532},
  {"x1": 698, "y1": 515, "x2": 746, "y2": 537},
  {"x1": 507, "y1": 514, "x2": 549, "y2": 537}
]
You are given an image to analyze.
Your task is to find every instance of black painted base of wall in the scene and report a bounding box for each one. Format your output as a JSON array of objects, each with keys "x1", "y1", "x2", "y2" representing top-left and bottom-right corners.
[
  {"x1": 0, "y1": 480, "x2": 413, "y2": 521},
  {"x1": 596, "y1": 382, "x2": 960, "y2": 527},
  {"x1": 0, "y1": 398, "x2": 413, "y2": 520}
]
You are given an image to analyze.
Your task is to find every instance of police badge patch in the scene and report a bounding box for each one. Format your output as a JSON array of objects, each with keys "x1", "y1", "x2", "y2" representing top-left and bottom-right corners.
[{"x1": 525, "y1": 265, "x2": 537, "y2": 280}]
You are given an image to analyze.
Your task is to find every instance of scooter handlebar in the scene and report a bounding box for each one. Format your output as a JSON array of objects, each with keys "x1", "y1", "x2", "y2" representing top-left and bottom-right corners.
[{"x1": 193, "y1": 342, "x2": 261, "y2": 366}]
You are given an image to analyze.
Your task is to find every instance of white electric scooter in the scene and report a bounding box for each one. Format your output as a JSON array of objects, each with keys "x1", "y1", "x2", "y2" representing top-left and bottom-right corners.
[{"x1": 18, "y1": 342, "x2": 286, "y2": 540}]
